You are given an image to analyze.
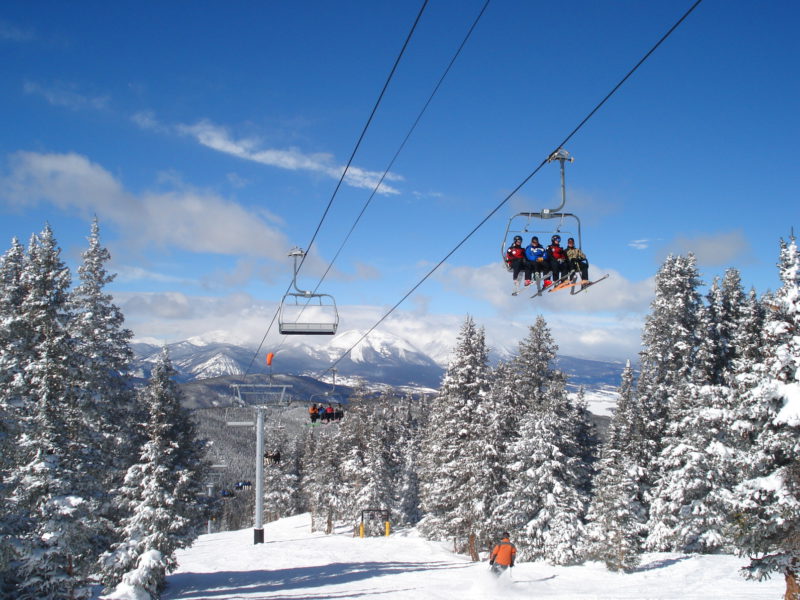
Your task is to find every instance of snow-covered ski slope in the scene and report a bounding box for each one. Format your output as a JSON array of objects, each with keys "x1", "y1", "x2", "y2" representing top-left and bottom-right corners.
[{"x1": 153, "y1": 514, "x2": 780, "y2": 600}]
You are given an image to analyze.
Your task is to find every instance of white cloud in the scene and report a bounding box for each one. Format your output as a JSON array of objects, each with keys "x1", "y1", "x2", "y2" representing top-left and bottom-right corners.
[
  {"x1": 115, "y1": 265, "x2": 195, "y2": 285},
  {"x1": 24, "y1": 81, "x2": 109, "y2": 111},
  {"x1": 117, "y1": 283, "x2": 644, "y2": 364},
  {"x1": 176, "y1": 119, "x2": 402, "y2": 195},
  {"x1": 659, "y1": 230, "x2": 753, "y2": 267},
  {"x1": 629, "y1": 238, "x2": 652, "y2": 250},
  {"x1": 0, "y1": 151, "x2": 291, "y2": 260},
  {"x1": 438, "y1": 262, "x2": 654, "y2": 315},
  {"x1": 131, "y1": 110, "x2": 169, "y2": 133},
  {"x1": 122, "y1": 291, "x2": 195, "y2": 320}
]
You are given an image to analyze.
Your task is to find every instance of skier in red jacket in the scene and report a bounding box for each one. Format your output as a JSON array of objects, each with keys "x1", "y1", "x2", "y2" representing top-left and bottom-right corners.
[
  {"x1": 505, "y1": 236, "x2": 532, "y2": 294},
  {"x1": 546, "y1": 234, "x2": 567, "y2": 285}
]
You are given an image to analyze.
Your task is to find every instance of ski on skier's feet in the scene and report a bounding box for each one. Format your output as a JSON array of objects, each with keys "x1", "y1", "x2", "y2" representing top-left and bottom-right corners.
[
  {"x1": 531, "y1": 272, "x2": 571, "y2": 297},
  {"x1": 570, "y1": 274, "x2": 609, "y2": 295}
]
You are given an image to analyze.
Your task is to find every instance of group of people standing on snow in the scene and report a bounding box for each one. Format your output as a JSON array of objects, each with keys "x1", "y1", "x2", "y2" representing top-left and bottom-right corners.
[
  {"x1": 505, "y1": 233, "x2": 590, "y2": 293},
  {"x1": 308, "y1": 403, "x2": 343, "y2": 424}
]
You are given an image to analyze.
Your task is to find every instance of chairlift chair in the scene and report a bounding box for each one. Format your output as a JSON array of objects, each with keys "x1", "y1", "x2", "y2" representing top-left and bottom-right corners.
[
  {"x1": 501, "y1": 148, "x2": 581, "y2": 267},
  {"x1": 501, "y1": 148, "x2": 607, "y2": 296},
  {"x1": 278, "y1": 247, "x2": 339, "y2": 335},
  {"x1": 224, "y1": 406, "x2": 255, "y2": 428},
  {"x1": 308, "y1": 369, "x2": 345, "y2": 423}
]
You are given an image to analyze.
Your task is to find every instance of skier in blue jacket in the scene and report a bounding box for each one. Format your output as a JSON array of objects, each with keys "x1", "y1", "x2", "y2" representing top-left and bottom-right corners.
[{"x1": 524, "y1": 236, "x2": 550, "y2": 281}]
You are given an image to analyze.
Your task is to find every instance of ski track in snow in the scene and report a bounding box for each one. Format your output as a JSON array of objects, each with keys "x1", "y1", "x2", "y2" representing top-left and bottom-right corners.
[{"x1": 152, "y1": 514, "x2": 782, "y2": 600}]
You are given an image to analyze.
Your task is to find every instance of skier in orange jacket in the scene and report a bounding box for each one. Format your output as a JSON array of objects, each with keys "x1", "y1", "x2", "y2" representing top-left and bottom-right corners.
[{"x1": 489, "y1": 532, "x2": 516, "y2": 576}]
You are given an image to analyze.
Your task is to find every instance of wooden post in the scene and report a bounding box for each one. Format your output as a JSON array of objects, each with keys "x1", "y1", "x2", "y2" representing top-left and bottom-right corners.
[
  {"x1": 468, "y1": 533, "x2": 479, "y2": 562},
  {"x1": 785, "y1": 569, "x2": 800, "y2": 600}
]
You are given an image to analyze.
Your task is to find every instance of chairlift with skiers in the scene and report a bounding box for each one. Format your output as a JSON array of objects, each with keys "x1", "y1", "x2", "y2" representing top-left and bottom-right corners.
[
  {"x1": 502, "y1": 149, "x2": 608, "y2": 297},
  {"x1": 308, "y1": 368, "x2": 346, "y2": 425}
]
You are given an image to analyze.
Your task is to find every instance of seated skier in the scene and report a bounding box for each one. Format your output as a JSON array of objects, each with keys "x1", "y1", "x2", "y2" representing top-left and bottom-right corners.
[
  {"x1": 524, "y1": 236, "x2": 550, "y2": 281},
  {"x1": 565, "y1": 237, "x2": 590, "y2": 288},
  {"x1": 505, "y1": 235, "x2": 533, "y2": 294},
  {"x1": 545, "y1": 234, "x2": 567, "y2": 286}
]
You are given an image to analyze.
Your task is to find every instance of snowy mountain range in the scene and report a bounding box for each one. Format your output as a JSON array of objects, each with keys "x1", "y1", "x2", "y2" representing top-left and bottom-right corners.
[{"x1": 132, "y1": 329, "x2": 629, "y2": 395}]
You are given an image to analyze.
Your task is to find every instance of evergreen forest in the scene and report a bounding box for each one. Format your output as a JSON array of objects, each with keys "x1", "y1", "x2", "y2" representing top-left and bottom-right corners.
[{"x1": 1, "y1": 222, "x2": 798, "y2": 599}]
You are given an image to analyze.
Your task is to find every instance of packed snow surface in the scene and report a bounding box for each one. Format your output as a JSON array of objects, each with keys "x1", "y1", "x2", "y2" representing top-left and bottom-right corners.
[{"x1": 125, "y1": 513, "x2": 781, "y2": 600}]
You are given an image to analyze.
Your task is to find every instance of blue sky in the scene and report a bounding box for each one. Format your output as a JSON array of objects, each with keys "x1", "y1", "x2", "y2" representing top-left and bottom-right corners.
[{"x1": 1, "y1": 0, "x2": 798, "y2": 364}]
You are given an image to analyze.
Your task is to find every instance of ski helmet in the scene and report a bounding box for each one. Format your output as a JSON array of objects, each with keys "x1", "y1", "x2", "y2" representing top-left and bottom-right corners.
[
  {"x1": 513, "y1": 235, "x2": 522, "y2": 243},
  {"x1": 551, "y1": 234, "x2": 561, "y2": 243}
]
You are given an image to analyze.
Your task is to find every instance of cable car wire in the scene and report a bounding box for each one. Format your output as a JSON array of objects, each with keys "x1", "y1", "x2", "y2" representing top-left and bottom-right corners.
[
  {"x1": 297, "y1": 0, "x2": 491, "y2": 316},
  {"x1": 318, "y1": 0, "x2": 704, "y2": 378},
  {"x1": 248, "y1": 0, "x2": 487, "y2": 372},
  {"x1": 262, "y1": 0, "x2": 490, "y2": 369},
  {"x1": 240, "y1": 0, "x2": 430, "y2": 380}
]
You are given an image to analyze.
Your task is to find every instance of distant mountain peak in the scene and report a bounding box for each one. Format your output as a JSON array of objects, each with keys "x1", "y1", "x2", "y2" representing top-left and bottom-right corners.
[{"x1": 129, "y1": 330, "x2": 629, "y2": 395}]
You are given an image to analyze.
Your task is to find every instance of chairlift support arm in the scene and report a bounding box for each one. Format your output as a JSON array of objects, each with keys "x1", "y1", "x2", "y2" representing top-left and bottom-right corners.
[{"x1": 544, "y1": 148, "x2": 573, "y2": 216}]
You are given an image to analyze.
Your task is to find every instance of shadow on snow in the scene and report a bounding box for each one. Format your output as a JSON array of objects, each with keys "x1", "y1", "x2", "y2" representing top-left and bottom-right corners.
[
  {"x1": 635, "y1": 556, "x2": 692, "y2": 572},
  {"x1": 164, "y1": 560, "x2": 471, "y2": 599}
]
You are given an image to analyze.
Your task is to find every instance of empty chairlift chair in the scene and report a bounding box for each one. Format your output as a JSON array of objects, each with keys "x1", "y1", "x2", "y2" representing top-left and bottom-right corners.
[{"x1": 278, "y1": 247, "x2": 339, "y2": 335}]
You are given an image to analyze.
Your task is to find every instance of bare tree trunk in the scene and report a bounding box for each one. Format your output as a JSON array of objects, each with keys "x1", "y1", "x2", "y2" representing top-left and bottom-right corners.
[
  {"x1": 468, "y1": 533, "x2": 479, "y2": 562},
  {"x1": 785, "y1": 569, "x2": 800, "y2": 600},
  {"x1": 326, "y1": 508, "x2": 333, "y2": 535}
]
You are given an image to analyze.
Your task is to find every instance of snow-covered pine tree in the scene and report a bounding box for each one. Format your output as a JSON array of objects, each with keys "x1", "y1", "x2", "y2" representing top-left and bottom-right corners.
[
  {"x1": 636, "y1": 254, "x2": 703, "y2": 507},
  {"x1": 361, "y1": 397, "x2": 400, "y2": 524},
  {"x1": 494, "y1": 382, "x2": 589, "y2": 565},
  {"x1": 694, "y1": 269, "x2": 748, "y2": 386},
  {"x1": 491, "y1": 318, "x2": 589, "y2": 565},
  {"x1": 100, "y1": 347, "x2": 208, "y2": 598},
  {"x1": 10, "y1": 226, "x2": 101, "y2": 600},
  {"x1": 584, "y1": 363, "x2": 646, "y2": 572},
  {"x1": 484, "y1": 316, "x2": 560, "y2": 542},
  {"x1": 389, "y1": 397, "x2": 422, "y2": 526},
  {"x1": 262, "y1": 428, "x2": 298, "y2": 523},
  {"x1": 304, "y1": 428, "x2": 347, "y2": 534},
  {"x1": 731, "y1": 235, "x2": 800, "y2": 598},
  {"x1": 509, "y1": 315, "x2": 557, "y2": 410},
  {"x1": 647, "y1": 261, "x2": 748, "y2": 553},
  {"x1": 730, "y1": 287, "x2": 766, "y2": 394},
  {"x1": 570, "y1": 386, "x2": 598, "y2": 493},
  {"x1": 693, "y1": 277, "x2": 724, "y2": 385},
  {"x1": 418, "y1": 316, "x2": 494, "y2": 560},
  {"x1": 263, "y1": 461, "x2": 298, "y2": 524},
  {"x1": 645, "y1": 382, "x2": 737, "y2": 553},
  {"x1": 69, "y1": 218, "x2": 137, "y2": 464},
  {"x1": 0, "y1": 237, "x2": 26, "y2": 594},
  {"x1": 69, "y1": 219, "x2": 139, "y2": 565},
  {"x1": 718, "y1": 268, "x2": 748, "y2": 381},
  {"x1": 329, "y1": 395, "x2": 373, "y2": 525}
]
